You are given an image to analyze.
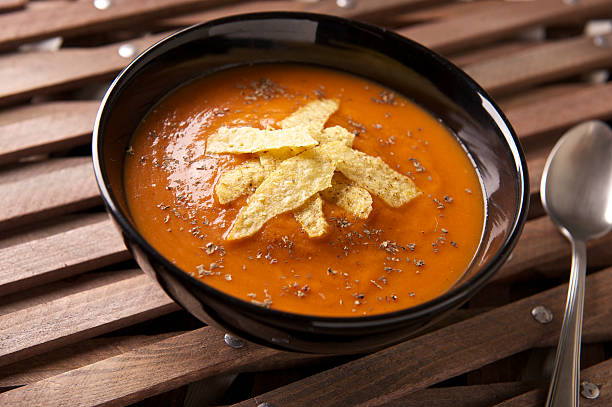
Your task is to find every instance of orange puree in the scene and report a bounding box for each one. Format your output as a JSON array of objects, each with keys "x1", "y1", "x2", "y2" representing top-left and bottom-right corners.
[{"x1": 124, "y1": 64, "x2": 484, "y2": 317}]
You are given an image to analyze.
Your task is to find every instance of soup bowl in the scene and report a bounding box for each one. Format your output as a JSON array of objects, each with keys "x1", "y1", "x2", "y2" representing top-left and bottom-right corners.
[{"x1": 92, "y1": 12, "x2": 529, "y2": 354}]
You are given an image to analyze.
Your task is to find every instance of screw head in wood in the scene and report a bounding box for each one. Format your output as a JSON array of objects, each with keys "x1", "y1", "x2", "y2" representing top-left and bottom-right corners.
[
  {"x1": 118, "y1": 44, "x2": 137, "y2": 58},
  {"x1": 224, "y1": 333, "x2": 245, "y2": 348},
  {"x1": 257, "y1": 403, "x2": 275, "y2": 407},
  {"x1": 336, "y1": 0, "x2": 357, "y2": 9},
  {"x1": 580, "y1": 381, "x2": 600, "y2": 399},
  {"x1": 563, "y1": 0, "x2": 579, "y2": 5},
  {"x1": 531, "y1": 305, "x2": 553, "y2": 324},
  {"x1": 593, "y1": 35, "x2": 610, "y2": 48},
  {"x1": 93, "y1": 0, "x2": 112, "y2": 10}
]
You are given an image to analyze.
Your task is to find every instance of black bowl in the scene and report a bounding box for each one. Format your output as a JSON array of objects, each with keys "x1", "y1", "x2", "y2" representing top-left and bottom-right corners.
[{"x1": 92, "y1": 12, "x2": 529, "y2": 354}]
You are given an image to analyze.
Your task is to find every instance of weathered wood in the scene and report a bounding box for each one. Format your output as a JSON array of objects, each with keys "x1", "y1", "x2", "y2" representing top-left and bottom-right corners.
[
  {"x1": 0, "y1": 215, "x2": 128, "y2": 296},
  {"x1": 493, "y1": 357, "x2": 612, "y2": 406},
  {"x1": 399, "y1": 0, "x2": 612, "y2": 54},
  {"x1": 0, "y1": 272, "x2": 178, "y2": 367},
  {"x1": 229, "y1": 269, "x2": 612, "y2": 407},
  {"x1": 0, "y1": 33, "x2": 165, "y2": 106},
  {"x1": 163, "y1": 0, "x2": 445, "y2": 28},
  {"x1": 0, "y1": 326, "x2": 323, "y2": 406},
  {"x1": 0, "y1": 0, "x2": 25, "y2": 13},
  {"x1": 0, "y1": 100, "x2": 99, "y2": 165},
  {"x1": 0, "y1": 157, "x2": 101, "y2": 232},
  {"x1": 0, "y1": 0, "x2": 235, "y2": 50},
  {"x1": 0, "y1": 333, "x2": 181, "y2": 387},
  {"x1": 464, "y1": 33, "x2": 612, "y2": 97}
]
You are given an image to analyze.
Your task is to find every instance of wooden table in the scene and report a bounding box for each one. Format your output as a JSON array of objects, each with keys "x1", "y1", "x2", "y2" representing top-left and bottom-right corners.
[{"x1": 1, "y1": 0, "x2": 612, "y2": 405}]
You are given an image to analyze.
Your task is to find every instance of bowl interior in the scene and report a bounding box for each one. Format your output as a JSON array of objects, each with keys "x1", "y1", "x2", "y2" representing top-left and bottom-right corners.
[{"x1": 94, "y1": 13, "x2": 528, "y2": 349}]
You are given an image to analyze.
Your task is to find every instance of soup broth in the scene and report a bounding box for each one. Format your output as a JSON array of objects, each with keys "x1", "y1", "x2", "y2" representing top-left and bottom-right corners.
[{"x1": 124, "y1": 64, "x2": 484, "y2": 317}]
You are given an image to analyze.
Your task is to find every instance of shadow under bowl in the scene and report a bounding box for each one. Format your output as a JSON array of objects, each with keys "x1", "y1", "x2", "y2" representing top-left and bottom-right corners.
[{"x1": 92, "y1": 12, "x2": 529, "y2": 354}]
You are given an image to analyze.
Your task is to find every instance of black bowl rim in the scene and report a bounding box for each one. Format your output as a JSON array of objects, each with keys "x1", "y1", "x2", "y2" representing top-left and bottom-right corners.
[{"x1": 92, "y1": 11, "x2": 529, "y2": 330}]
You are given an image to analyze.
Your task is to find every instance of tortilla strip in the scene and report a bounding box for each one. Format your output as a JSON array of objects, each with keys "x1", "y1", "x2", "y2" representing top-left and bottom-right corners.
[
  {"x1": 294, "y1": 194, "x2": 328, "y2": 237},
  {"x1": 278, "y1": 98, "x2": 339, "y2": 131},
  {"x1": 226, "y1": 144, "x2": 338, "y2": 240},
  {"x1": 206, "y1": 126, "x2": 318, "y2": 154},
  {"x1": 322, "y1": 144, "x2": 421, "y2": 207},
  {"x1": 317, "y1": 125, "x2": 354, "y2": 147},
  {"x1": 321, "y1": 173, "x2": 372, "y2": 218},
  {"x1": 214, "y1": 160, "x2": 265, "y2": 204}
]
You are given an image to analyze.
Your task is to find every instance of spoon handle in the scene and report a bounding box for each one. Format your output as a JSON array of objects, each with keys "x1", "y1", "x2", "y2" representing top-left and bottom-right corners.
[{"x1": 545, "y1": 238, "x2": 586, "y2": 407}]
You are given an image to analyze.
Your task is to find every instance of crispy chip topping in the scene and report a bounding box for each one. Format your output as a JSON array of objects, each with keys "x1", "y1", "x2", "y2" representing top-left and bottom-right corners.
[
  {"x1": 206, "y1": 126, "x2": 318, "y2": 154},
  {"x1": 215, "y1": 159, "x2": 265, "y2": 204}
]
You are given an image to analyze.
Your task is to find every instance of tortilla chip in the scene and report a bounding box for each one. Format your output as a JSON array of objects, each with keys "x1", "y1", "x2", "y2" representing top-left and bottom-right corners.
[
  {"x1": 215, "y1": 160, "x2": 265, "y2": 204},
  {"x1": 317, "y1": 125, "x2": 355, "y2": 147},
  {"x1": 278, "y1": 98, "x2": 339, "y2": 131},
  {"x1": 206, "y1": 126, "x2": 318, "y2": 154},
  {"x1": 226, "y1": 145, "x2": 337, "y2": 240},
  {"x1": 294, "y1": 194, "x2": 328, "y2": 237},
  {"x1": 258, "y1": 148, "x2": 302, "y2": 174},
  {"x1": 321, "y1": 173, "x2": 372, "y2": 218},
  {"x1": 321, "y1": 143, "x2": 421, "y2": 207}
]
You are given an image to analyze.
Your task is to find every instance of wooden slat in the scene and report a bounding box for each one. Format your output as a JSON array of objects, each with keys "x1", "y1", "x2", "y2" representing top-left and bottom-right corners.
[
  {"x1": 164, "y1": 0, "x2": 444, "y2": 28},
  {"x1": 0, "y1": 0, "x2": 234, "y2": 50},
  {"x1": 493, "y1": 358, "x2": 612, "y2": 406},
  {"x1": 399, "y1": 0, "x2": 612, "y2": 55},
  {"x1": 464, "y1": 33, "x2": 612, "y2": 97},
  {"x1": 0, "y1": 333, "x2": 181, "y2": 387},
  {"x1": 0, "y1": 100, "x2": 99, "y2": 165},
  {"x1": 0, "y1": 215, "x2": 128, "y2": 296},
  {"x1": 0, "y1": 157, "x2": 100, "y2": 232},
  {"x1": 0, "y1": 0, "x2": 25, "y2": 13},
  {"x1": 0, "y1": 272, "x2": 178, "y2": 368},
  {"x1": 230, "y1": 269, "x2": 612, "y2": 407},
  {"x1": 0, "y1": 325, "x2": 323, "y2": 406},
  {"x1": 0, "y1": 33, "x2": 164, "y2": 106},
  {"x1": 507, "y1": 82, "x2": 612, "y2": 142}
]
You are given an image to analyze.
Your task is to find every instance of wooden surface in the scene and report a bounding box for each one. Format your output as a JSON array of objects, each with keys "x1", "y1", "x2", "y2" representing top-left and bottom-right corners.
[{"x1": 1, "y1": 0, "x2": 612, "y2": 405}]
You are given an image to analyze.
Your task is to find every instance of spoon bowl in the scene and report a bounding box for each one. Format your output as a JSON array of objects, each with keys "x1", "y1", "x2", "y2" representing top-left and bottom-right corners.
[
  {"x1": 541, "y1": 120, "x2": 612, "y2": 241},
  {"x1": 540, "y1": 120, "x2": 612, "y2": 407}
]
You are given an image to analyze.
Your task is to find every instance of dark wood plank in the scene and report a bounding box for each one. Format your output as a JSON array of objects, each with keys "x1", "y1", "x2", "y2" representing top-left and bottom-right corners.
[
  {"x1": 0, "y1": 157, "x2": 101, "y2": 232},
  {"x1": 0, "y1": 0, "x2": 25, "y2": 13},
  {"x1": 0, "y1": 272, "x2": 178, "y2": 367},
  {"x1": 0, "y1": 326, "x2": 323, "y2": 406},
  {"x1": 464, "y1": 33, "x2": 612, "y2": 97},
  {"x1": 0, "y1": 0, "x2": 235, "y2": 50},
  {"x1": 0, "y1": 33, "x2": 165, "y2": 106},
  {"x1": 493, "y1": 357, "x2": 612, "y2": 406},
  {"x1": 399, "y1": 0, "x2": 612, "y2": 54},
  {"x1": 230, "y1": 269, "x2": 612, "y2": 407},
  {"x1": 0, "y1": 215, "x2": 128, "y2": 296},
  {"x1": 0, "y1": 100, "x2": 99, "y2": 165},
  {"x1": 0, "y1": 333, "x2": 181, "y2": 387}
]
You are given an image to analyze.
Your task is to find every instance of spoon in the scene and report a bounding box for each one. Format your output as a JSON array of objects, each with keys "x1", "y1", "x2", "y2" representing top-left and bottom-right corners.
[{"x1": 540, "y1": 120, "x2": 612, "y2": 407}]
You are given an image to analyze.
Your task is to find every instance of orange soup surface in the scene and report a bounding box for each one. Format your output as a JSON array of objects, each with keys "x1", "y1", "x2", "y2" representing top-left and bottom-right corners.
[{"x1": 125, "y1": 64, "x2": 484, "y2": 317}]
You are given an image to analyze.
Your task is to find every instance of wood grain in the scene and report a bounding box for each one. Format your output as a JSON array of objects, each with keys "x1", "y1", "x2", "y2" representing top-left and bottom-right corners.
[
  {"x1": 227, "y1": 269, "x2": 612, "y2": 407},
  {"x1": 0, "y1": 333, "x2": 181, "y2": 387},
  {"x1": 399, "y1": 0, "x2": 612, "y2": 54},
  {"x1": 493, "y1": 357, "x2": 612, "y2": 406},
  {"x1": 0, "y1": 272, "x2": 178, "y2": 368},
  {"x1": 0, "y1": 0, "x2": 233, "y2": 50},
  {"x1": 0, "y1": 33, "x2": 165, "y2": 106},
  {"x1": 0, "y1": 215, "x2": 128, "y2": 296},
  {"x1": 464, "y1": 33, "x2": 612, "y2": 97},
  {"x1": 0, "y1": 100, "x2": 99, "y2": 165},
  {"x1": 0, "y1": 157, "x2": 101, "y2": 232},
  {"x1": 0, "y1": 0, "x2": 25, "y2": 13}
]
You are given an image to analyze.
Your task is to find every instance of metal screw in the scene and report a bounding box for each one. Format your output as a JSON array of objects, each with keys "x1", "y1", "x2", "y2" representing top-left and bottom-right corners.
[
  {"x1": 336, "y1": 0, "x2": 357, "y2": 9},
  {"x1": 593, "y1": 35, "x2": 610, "y2": 48},
  {"x1": 563, "y1": 0, "x2": 579, "y2": 5},
  {"x1": 118, "y1": 44, "x2": 137, "y2": 59},
  {"x1": 257, "y1": 403, "x2": 276, "y2": 407},
  {"x1": 580, "y1": 381, "x2": 600, "y2": 399},
  {"x1": 224, "y1": 333, "x2": 245, "y2": 349},
  {"x1": 93, "y1": 0, "x2": 112, "y2": 10},
  {"x1": 531, "y1": 305, "x2": 553, "y2": 324}
]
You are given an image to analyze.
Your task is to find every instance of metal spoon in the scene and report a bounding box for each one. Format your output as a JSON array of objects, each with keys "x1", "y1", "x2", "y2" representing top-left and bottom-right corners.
[{"x1": 540, "y1": 120, "x2": 612, "y2": 407}]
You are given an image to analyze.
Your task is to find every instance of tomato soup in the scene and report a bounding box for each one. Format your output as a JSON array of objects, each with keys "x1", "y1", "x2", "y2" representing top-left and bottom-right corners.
[{"x1": 124, "y1": 64, "x2": 484, "y2": 317}]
